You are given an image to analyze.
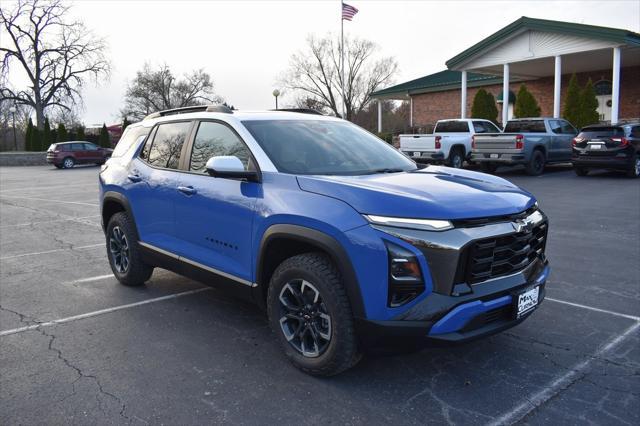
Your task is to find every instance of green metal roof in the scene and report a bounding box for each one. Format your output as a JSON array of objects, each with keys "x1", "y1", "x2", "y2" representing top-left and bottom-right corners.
[
  {"x1": 371, "y1": 70, "x2": 503, "y2": 98},
  {"x1": 446, "y1": 16, "x2": 640, "y2": 69}
]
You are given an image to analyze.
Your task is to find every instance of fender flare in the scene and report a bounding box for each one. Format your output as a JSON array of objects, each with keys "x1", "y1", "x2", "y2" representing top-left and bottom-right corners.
[
  {"x1": 256, "y1": 224, "x2": 366, "y2": 319},
  {"x1": 101, "y1": 191, "x2": 137, "y2": 234}
]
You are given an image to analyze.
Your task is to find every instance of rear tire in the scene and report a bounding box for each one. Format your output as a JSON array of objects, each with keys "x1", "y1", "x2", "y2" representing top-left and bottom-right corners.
[
  {"x1": 574, "y1": 166, "x2": 589, "y2": 176},
  {"x1": 267, "y1": 252, "x2": 361, "y2": 376},
  {"x1": 626, "y1": 156, "x2": 640, "y2": 178},
  {"x1": 525, "y1": 150, "x2": 545, "y2": 176},
  {"x1": 447, "y1": 147, "x2": 464, "y2": 169},
  {"x1": 62, "y1": 157, "x2": 75, "y2": 169},
  {"x1": 106, "y1": 212, "x2": 153, "y2": 286}
]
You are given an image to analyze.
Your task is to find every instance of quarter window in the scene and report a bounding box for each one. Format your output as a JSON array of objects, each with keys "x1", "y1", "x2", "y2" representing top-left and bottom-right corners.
[
  {"x1": 189, "y1": 121, "x2": 253, "y2": 173},
  {"x1": 143, "y1": 121, "x2": 191, "y2": 169},
  {"x1": 113, "y1": 126, "x2": 150, "y2": 158},
  {"x1": 84, "y1": 143, "x2": 99, "y2": 151}
]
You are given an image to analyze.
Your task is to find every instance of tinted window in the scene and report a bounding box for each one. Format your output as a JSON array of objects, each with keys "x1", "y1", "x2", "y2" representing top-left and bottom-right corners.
[
  {"x1": 631, "y1": 126, "x2": 640, "y2": 138},
  {"x1": 84, "y1": 143, "x2": 99, "y2": 151},
  {"x1": 71, "y1": 143, "x2": 84, "y2": 151},
  {"x1": 113, "y1": 126, "x2": 150, "y2": 158},
  {"x1": 549, "y1": 120, "x2": 563, "y2": 134},
  {"x1": 144, "y1": 122, "x2": 191, "y2": 169},
  {"x1": 485, "y1": 122, "x2": 501, "y2": 133},
  {"x1": 243, "y1": 120, "x2": 416, "y2": 175},
  {"x1": 504, "y1": 120, "x2": 547, "y2": 133},
  {"x1": 473, "y1": 122, "x2": 487, "y2": 133},
  {"x1": 560, "y1": 121, "x2": 576, "y2": 134},
  {"x1": 190, "y1": 122, "x2": 252, "y2": 173},
  {"x1": 578, "y1": 127, "x2": 625, "y2": 140},
  {"x1": 435, "y1": 121, "x2": 469, "y2": 133}
]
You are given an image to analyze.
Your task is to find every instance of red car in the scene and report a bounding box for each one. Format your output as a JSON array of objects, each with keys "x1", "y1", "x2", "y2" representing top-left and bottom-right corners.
[{"x1": 46, "y1": 142, "x2": 113, "y2": 169}]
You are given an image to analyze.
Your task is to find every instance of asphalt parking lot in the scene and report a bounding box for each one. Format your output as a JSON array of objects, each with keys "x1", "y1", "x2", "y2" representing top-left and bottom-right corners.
[{"x1": 1, "y1": 164, "x2": 638, "y2": 425}]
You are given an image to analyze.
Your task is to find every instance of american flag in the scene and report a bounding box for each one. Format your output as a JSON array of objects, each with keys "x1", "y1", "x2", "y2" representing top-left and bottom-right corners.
[{"x1": 342, "y1": 2, "x2": 358, "y2": 21}]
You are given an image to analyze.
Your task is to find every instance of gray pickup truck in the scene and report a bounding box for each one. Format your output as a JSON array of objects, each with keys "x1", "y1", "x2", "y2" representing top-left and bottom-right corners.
[{"x1": 471, "y1": 118, "x2": 578, "y2": 175}]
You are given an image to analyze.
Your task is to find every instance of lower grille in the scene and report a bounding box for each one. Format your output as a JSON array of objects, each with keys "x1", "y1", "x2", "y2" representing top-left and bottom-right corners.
[
  {"x1": 465, "y1": 221, "x2": 547, "y2": 284},
  {"x1": 461, "y1": 305, "x2": 512, "y2": 332}
]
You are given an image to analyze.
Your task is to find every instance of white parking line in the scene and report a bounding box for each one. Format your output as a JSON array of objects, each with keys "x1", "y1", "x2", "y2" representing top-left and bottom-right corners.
[
  {"x1": 69, "y1": 274, "x2": 115, "y2": 284},
  {"x1": 0, "y1": 195, "x2": 98, "y2": 207},
  {"x1": 0, "y1": 243, "x2": 103, "y2": 261},
  {"x1": 490, "y1": 321, "x2": 640, "y2": 426},
  {"x1": 0, "y1": 288, "x2": 211, "y2": 337},
  {"x1": 0, "y1": 215, "x2": 101, "y2": 229},
  {"x1": 546, "y1": 297, "x2": 640, "y2": 322},
  {"x1": 0, "y1": 182, "x2": 97, "y2": 193}
]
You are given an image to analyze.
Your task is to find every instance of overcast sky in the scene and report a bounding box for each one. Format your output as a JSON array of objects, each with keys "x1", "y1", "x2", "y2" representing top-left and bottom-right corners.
[{"x1": 7, "y1": 0, "x2": 640, "y2": 125}]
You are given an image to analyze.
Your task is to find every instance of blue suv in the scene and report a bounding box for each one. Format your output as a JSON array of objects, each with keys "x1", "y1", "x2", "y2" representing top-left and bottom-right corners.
[{"x1": 99, "y1": 105, "x2": 550, "y2": 376}]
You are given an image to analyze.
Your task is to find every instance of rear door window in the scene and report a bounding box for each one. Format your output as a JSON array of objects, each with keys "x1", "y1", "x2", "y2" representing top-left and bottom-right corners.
[
  {"x1": 112, "y1": 126, "x2": 150, "y2": 158},
  {"x1": 142, "y1": 121, "x2": 192, "y2": 169},
  {"x1": 71, "y1": 143, "x2": 84, "y2": 151},
  {"x1": 435, "y1": 121, "x2": 469, "y2": 133},
  {"x1": 504, "y1": 120, "x2": 547, "y2": 133},
  {"x1": 84, "y1": 143, "x2": 99, "y2": 151}
]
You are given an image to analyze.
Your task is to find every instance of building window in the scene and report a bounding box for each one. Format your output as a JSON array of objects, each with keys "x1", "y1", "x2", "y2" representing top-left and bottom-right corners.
[{"x1": 594, "y1": 80, "x2": 612, "y2": 96}]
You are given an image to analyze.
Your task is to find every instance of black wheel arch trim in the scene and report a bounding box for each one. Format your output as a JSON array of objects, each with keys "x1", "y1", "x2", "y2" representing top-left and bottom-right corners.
[
  {"x1": 101, "y1": 191, "x2": 138, "y2": 236},
  {"x1": 255, "y1": 224, "x2": 366, "y2": 319}
]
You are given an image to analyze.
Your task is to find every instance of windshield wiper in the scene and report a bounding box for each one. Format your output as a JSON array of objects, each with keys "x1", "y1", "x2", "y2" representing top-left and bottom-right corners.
[{"x1": 370, "y1": 168, "x2": 405, "y2": 174}]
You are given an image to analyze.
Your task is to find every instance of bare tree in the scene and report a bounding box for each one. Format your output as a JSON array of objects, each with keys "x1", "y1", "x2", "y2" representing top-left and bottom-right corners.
[
  {"x1": 280, "y1": 34, "x2": 398, "y2": 121},
  {"x1": 122, "y1": 63, "x2": 222, "y2": 121},
  {"x1": 0, "y1": 0, "x2": 109, "y2": 129}
]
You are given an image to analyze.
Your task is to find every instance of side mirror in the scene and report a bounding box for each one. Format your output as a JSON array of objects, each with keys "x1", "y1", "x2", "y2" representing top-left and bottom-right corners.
[{"x1": 205, "y1": 156, "x2": 260, "y2": 182}]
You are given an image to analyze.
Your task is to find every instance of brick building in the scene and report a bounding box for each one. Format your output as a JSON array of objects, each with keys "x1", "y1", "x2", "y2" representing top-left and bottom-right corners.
[{"x1": 372, "y1": 17, "x2": 640, "y2": 131}]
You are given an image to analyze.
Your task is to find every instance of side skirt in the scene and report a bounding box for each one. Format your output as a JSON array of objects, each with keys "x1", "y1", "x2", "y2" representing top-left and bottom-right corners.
[{"x1": 139, "y1": 242, "x2": 254, "y2": 302}]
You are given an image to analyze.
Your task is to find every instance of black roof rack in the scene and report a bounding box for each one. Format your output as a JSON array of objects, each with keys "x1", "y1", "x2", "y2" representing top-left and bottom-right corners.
[
  {"x1": 270, "y1": 108, "x2": 324, "y2": 115},
  {"x1": 144, "y1": 104, "x2": 233, "y2": 120}
]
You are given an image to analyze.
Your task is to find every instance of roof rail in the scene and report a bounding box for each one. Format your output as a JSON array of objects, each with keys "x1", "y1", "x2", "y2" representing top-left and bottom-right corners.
[
  {"x1": 144, "y1": 104, "x2": 233, "y2": 120},
  {"x1": 271, "y1": 108, "x2": 324, "y2": 115}
]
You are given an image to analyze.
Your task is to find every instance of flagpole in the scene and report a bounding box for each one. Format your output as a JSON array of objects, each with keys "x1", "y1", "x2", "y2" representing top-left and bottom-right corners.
[{"x1": 341, "y1": 1, "x2": 345, "y2": 120}]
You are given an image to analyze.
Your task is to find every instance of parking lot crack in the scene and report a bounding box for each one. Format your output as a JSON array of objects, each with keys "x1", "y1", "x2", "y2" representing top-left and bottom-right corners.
[
  {"x1": 37, "y1": 326, "x2": 131, "y2": 423},
  {"x1": 0, "y1": 304, "x2": 42, "y2": 327}
]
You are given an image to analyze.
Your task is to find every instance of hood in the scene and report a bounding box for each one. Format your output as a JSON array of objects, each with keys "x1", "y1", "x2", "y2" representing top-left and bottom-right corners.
[{"x1": 296, "y1": 166, "x2": 535, "y2": 220}]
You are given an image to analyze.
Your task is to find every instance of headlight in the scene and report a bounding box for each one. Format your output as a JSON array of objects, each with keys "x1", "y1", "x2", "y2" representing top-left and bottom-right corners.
[{"x1": 365, "y1": 214, "x2": 453, "y2": 232}]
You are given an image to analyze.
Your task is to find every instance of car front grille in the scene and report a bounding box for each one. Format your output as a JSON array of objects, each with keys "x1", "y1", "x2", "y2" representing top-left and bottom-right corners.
[{"x1": 464, "y1": 221, "x2": 548, "y2": 284}]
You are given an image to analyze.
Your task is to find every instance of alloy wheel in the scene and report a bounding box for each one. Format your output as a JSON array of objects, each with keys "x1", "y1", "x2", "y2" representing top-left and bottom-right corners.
[
  {"x1": 63, "y1": 158, "x2": 74, "y2": 168},
  {"x1": 278, "y1": 279, "x2": 332, "y2": 358},
  {"x1": 109, "y1": 226, "x2": 130, "y2": 273},
  {"x1": 635, "y1": 157, "x2": 640, "y2": 177}
]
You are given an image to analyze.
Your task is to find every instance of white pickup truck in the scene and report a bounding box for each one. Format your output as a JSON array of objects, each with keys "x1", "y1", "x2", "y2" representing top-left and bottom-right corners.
[{"x1": 399, "y1": 119, "x2": 501, "y2": 168}]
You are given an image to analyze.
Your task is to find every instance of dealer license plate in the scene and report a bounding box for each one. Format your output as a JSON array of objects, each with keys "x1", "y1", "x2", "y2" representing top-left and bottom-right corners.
[
  {"x1": 490, "y1": 153, "x2": 499, "y2": 159},
  {"x1": 413, "y1": 151, "x2": 421, "y2": 157},
  {"x1": 515, "y1": 286, "x2": 539, "y2": 318}
]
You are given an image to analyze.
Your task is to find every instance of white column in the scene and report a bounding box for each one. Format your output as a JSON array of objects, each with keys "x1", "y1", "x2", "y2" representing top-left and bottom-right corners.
[
  {"x1": 377, "y1": 99, "x2": 382, "y2": 133},
  {"x1": 553, "y1": 56, "x2": 562, "y2": 118},
  {"x1": 409, "y1": 97, "x2": 413, "y2": 127},
  {"x1": 460, "y1": 70, "x2": 467, "y2": 119},
  {"x1": 611, "y1": 47, "x2": 621, "y2": 124},
  {"x1": 502, "y1": 63, "x2": 510, "y2": 125}
]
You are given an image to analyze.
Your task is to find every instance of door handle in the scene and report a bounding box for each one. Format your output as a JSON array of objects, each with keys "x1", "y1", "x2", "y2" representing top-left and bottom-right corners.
[
  {"x1": 127, "y1": 174, "x2": 142, "y2": 182},
  {"x1": 177, "y1": 186, "x2": 197, "y2": 196}
]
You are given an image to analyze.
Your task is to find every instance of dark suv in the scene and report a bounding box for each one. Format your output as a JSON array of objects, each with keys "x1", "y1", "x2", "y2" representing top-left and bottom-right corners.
[
  {"x1": 572, "y1": 123, "x2": 640, "y2": 178},
  {"x1": 47, "y1": 142, "x2": 113, "y2": 169},
  {"x1": 99, "y1": 105, "x2": 550, "y2": 376}
]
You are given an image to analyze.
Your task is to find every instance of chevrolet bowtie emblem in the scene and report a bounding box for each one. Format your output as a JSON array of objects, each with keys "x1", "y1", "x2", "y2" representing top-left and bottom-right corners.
[{"x1": 512, "y1": 218, "x2": 534, "y2": 233}]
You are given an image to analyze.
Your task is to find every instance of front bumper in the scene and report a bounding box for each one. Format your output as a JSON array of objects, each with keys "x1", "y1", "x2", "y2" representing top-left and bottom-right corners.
[{"x1": 356, "y1": 261, "x2": 549, "y2": 348}]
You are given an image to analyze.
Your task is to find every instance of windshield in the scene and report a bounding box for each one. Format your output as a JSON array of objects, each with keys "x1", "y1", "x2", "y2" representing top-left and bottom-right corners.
[{"x1": 242, "y1": 119, "x2": 417, "y2": 175}]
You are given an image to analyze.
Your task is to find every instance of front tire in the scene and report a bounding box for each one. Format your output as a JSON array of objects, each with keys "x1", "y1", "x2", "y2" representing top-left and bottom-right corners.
[
  {"x1": 525, "y1": 150, "x2": 545, "y2": 176},
  {"x1": 106, "y1": 212, "x2": 153, "y2": 286},
  {"x1": 267, "y1": 253, "x2": 361, "y2": 376}
]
